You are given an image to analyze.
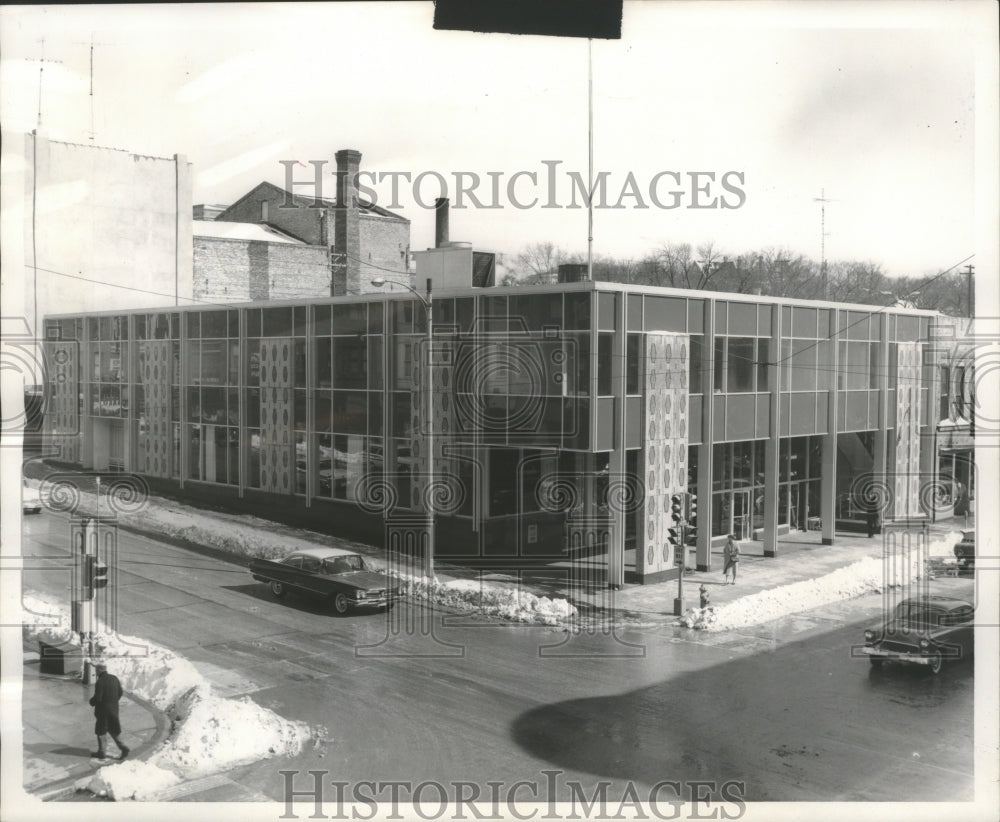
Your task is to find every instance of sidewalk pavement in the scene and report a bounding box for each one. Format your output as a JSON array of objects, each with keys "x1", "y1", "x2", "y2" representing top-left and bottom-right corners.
[
  {"x1": 513, "y1": 520, "x2": 969, "y2": 619},
  {"x1": 18, "y1": 496, "x2": 969, "y2": 802},
  {"x1": 21, "y1": 644, "x2": 170, "y2": 801}
]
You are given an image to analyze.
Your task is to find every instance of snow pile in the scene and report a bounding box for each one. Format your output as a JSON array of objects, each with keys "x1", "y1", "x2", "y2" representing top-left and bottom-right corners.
[
  {"x1": 22, "y1": 591, "x2": 311, "y2": 801},
  {"x1": 403, "y1": 575, "x2": 577, "y2": 626},
  {"x1": 30, "y1": 479, "x2": 367, "y2": 561},
  {"x1": 680, "y1": 531, "x2": 960, "y2": 631}
]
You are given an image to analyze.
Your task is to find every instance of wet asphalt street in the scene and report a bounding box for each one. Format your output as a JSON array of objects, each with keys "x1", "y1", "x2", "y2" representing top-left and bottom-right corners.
[{"x1": 22, "y1": 512, "x2": 974, "y2": 804}]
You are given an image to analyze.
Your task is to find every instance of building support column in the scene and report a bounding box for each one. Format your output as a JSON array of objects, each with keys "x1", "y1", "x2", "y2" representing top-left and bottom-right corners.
[
  {"x1": 919, "y1": 342, "x2": 939, "y2": 519},
  {"x1": 607, "y1": 292, "x2": 627, "y2": 588},
  {"x1": 873, "y1": 314, "x2": 889, "y2": 517},
  {"x1": 820, "y1": 309, "x2": 841, "y2": 545},
  {"x1": 695, "y1": 298, "x2": 716, "y2": 571},
  {"x1": 763, "y1": 303, "x2": 782, "y2": 557}
]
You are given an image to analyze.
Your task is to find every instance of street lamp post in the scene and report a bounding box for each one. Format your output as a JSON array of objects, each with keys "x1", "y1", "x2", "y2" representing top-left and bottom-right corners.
[{"x1": 372, "y1": 277, "x2": 435, "y2": 579}]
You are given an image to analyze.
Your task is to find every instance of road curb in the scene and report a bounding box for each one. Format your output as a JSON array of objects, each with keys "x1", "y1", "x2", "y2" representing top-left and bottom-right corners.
[{"x1": 25, "y1": 672, "x2": 174, "y2": 802}]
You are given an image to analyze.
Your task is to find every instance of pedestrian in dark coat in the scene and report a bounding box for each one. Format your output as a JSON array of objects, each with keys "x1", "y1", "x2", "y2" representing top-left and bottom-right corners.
[
  {"x1": 723, "y1": 535, "x2": 740, "y2": 584},
  {"x1": 90, "y1": 661, "x2": 129, "y2": 760},
  {"x1": 866, "y1": 509, "x2": 881, "y2": 538}
]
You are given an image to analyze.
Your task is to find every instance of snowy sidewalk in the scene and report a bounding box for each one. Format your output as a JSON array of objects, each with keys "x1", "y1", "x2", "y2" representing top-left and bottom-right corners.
[
  {"x1": 24, "y1": 469, "x2": 969, "y2": 633},
  {"x1": 21, "y1": 646, "x2": 168, "y2": 800}
]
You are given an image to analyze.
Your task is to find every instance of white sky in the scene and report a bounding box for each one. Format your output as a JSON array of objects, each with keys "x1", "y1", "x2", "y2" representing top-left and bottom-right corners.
[{"x1": 0, "y1": 1, "x2": 993, "y2": 279}]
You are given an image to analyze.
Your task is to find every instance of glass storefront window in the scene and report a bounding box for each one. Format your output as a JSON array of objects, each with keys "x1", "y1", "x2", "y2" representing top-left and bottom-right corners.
[
  {"x1": 294, "y1": 340, "x2": 307, "y2": 387},
  {"x1": 626, "y1": 334, "x2": 640, "y2": 395},
  {"x1": 756, "y1": 339, "x2": 769, "y2": 392},
  {"x1": 262, "y1": 307, "x2": 293, "y2": 337},
  {"x1": 201, "y1": 340, "x2": 227, "y2": 385},
  {"x1": 367, "y1": 338, "x2": 383, "y2": 389},
  {"x1": 727, "y1": 337, "x2": 755, "y2": 392},
  {"x1": 564, "y1": 292, "x2": 591, "y2": 330},
  {"x1": 597, "y1": 333, "x2": 613, "y2": 396},
  {"x1": 294, "y1": 389, "x2": 307, "y2": 430},
  {"x1": 201, "y1": 387, "x2": 226, "y2": 424},
  {"x1": 315, "y1": 338, "x2": 332, "y2": 388},
  {"x1": 333, "y1": 391, "x2": 366, "y2": 435},
  {"x1": 187, "y1": 387, "x2": 201, "y2": 422},
  {"x1": 789, "y1": 436, "x2": 808, "y2": 481},
  {"x1": 714, "y1": 337, "x2": 725, "y2": 391},
  {"x1": 368, "y1": 394, "x2": 383, "y2": 437},
  {"x1": 295, "y1": 432, "x2": 307, "y2": 495},
  {"x1": 333, "y1": 337, "x2": 366, "y2": 389},
  {"x1": 332, "y1": 303, "x2": 367, "y2": 336},
  {"x1": 314, "y1": 392, "x2": 332, "y2": 433},
  {"x1": 247, "y1": 429, "x2": 261, "y2": 488},
  {"x1": 187, "y1": 341, "x2": 202, "y2": 385},
  {"x1": 791, "y1": 341, "x2": 817, "y2": 390},
  {"x1": 201, "y1": 310, "x2": 226, "y2": 339}
]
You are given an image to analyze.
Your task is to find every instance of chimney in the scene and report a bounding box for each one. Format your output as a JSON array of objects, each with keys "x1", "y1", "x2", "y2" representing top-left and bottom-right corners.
[
  {"x1": 334, "y1": 149, "x2": 362, "y2": 295},
  {"x1": 435, "y1": 197, "x2": 450, "y2": 248}
]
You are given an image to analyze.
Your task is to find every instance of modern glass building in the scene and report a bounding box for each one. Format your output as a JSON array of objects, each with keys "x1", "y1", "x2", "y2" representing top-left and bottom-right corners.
[{"x1": 43, "y1": 280, "x2": 939, "y2": 583}]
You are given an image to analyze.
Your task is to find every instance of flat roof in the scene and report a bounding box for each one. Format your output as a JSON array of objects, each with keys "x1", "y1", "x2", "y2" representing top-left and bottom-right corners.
[{"x1": 45, "y1": 279, "x2": 940, "y2": 319}]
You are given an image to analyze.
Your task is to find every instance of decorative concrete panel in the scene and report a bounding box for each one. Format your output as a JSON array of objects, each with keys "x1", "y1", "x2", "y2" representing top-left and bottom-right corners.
[
  {"x1": 138, "y1": 340, "x2": 171, "y2": 477},
  {"x1": 259, "y1": 337, "x2": 293, "y2": 494},
  {"x1": 44, "y1": 342, "x2": 80, "y2": 464},
  {"x1": 410, "y1": 339, "x2": 456, "y2": 511},
  {"x1": 639, "y1": 332, "x2": 689, "y2": 579},
  {"x1": 893, "y1": 342, "x2": 923, "y2": 518}
]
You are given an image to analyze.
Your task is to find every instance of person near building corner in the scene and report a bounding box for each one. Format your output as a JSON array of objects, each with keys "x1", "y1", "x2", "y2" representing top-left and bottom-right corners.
[
  {"x1": 89, "y1": 661, "x2": 129, "y2": 760},
  {"x1": 866, "y1": 508, "x2": 881, "y2": 538},
  {"x1": 723, "y1": 534, "x2": 740, "y2": 584}
]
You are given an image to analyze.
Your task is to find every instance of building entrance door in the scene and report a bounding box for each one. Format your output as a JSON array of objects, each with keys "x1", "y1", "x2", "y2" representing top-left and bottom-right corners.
[
  {"x1": 732, "y1": 488, "x2": 752, "y2": 540},
  {"x1": 789, "y1": 483, "x2": 804, "y2": 532}
]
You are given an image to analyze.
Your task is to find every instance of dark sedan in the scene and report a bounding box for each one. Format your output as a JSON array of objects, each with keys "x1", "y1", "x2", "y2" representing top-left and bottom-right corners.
[
  {"x1": 861, "y1": 595, "x2": 974, "y2": 674},
  {"x1": 953, "y1": 530, "x2": 975, "y2": 570},
  {"x1": 249, "y1": 547, "x2": 402, "y2": 615}
]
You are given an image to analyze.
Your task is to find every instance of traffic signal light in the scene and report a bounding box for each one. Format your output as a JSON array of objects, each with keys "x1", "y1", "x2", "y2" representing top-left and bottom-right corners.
[
  {"x1": 670, "y1": 493, "x2": 684, "y2": 523},
  {"x1": 84, "y1": 555, "x2": 108, "y2": 593},
  {"x1": 668, "y1": 525, "x2": 681, "y2": 547},
  {"x1": 685, "y1": 493, "x2": 697, "y2": 544},
  {"x1": 92, "y1": 558, "x2": 108, "y2": 589}
]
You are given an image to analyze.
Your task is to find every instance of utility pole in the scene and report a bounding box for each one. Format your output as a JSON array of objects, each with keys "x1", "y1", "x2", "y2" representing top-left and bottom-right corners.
[
  {"x1": 813, "y1": 189, "x2": 836, "y2": 300},
  {"x1": 29, "y1": 39, "x2": 63, "y2": 130},
  {"x1": 586, "y1": 38, "x2": 594, "y2": 281},
  {"x1": 963, "y1": 264, "x2": 974, "y2": 317}
]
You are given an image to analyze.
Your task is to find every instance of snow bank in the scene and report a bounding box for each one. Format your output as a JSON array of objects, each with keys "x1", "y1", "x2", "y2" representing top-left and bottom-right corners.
[
  {"x1": 404, "y1": 576, "x2": 577, "y2": 626},
  {"x1": 22, "y1": 591, "x2": 311, "y2": 801},
  {"x1": 680, "y1": 531, "x2": 961, "y2": 631},
  {"x1": 33, "y1": 480, "x2": 579, "y2": 626}
]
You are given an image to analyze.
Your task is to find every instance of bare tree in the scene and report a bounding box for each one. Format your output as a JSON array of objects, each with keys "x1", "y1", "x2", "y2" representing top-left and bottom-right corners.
[{"x1": 512, "y1": 242, "x2": 566, "y2": 284}]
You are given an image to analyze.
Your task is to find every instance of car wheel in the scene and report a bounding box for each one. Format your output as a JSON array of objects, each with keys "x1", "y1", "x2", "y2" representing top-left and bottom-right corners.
[
  {"x1": 269, "y1": 581, "x2": 286, "y2": 599},
  {"x1": 332, "y1": 593, "x2": 350, "y2": 616},
  {"x1": 869, "y1": 657, "x2": 884, "y2": 667},
  {"x1": 928, "y1": 651, "x2": 943, "y2": 675}
]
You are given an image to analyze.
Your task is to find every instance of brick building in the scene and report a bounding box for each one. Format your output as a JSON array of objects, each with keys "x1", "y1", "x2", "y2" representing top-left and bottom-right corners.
[
  {"x1": 213, "y1": 149, "x2": 410, "y2": 297},
  {"x1": 193, "y1": 221, "x2": 331, "y2": 303}
]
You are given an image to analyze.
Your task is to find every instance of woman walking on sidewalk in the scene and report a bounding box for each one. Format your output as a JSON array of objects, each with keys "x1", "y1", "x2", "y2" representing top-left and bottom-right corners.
[{"x1": 723, "y1": 534, "x2": 741, "y2": 584}]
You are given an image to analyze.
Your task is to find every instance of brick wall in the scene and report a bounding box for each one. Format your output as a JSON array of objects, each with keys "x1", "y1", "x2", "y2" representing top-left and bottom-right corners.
[
  {"x1": 194, "y1": 237, "x2": 252, "y2": 302},
  {"x1": 194, "y1": 237, "x2": 331, "y2": 301},
  {"x1": 356, "y1": 215, "x2": 410, "y2": 294},
  {"x1": 267, "y1": 243, "x2": 332, "y2": 300}
]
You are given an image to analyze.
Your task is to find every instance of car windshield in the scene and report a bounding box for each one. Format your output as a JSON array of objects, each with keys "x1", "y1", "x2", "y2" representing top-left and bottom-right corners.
[
  {"x1": 893, "y1": 602, "x2": 949, "y2": 627},
  {"x1": 323, "y1": 555, "x2": 365, "y2": 574}
]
